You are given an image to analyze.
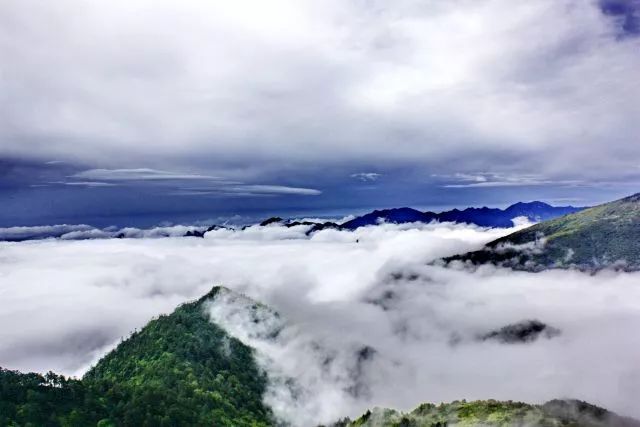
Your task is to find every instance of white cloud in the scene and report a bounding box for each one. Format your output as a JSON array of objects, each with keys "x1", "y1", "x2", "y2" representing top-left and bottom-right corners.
[
  {"x1": 0, "y1": 224, "x2": 96, "y2": 241},
  {"x1": 436, "y1": 172, "x2": 584, "y2": 188},
  {"x1": 61, "y1": 168, "x2": 321, "y2": 196},
  {"x1": 233, "y1": 185, "x2": 321, "y2": 196},
  {"x1": 52, "y1": 181, "x2": 118, "y2": 187},
  {"x1": 444, "y1": 180, "x2": 553, "y2": 188},
  {"x1": 0, "y1": 224, "x2": 207, "y2": 241},
  {"x1": 351, "y1": 172, "x2": 382, "y2": 182},
  {"x1": 1, "y1": 221, "x2": 640, "y2": 425},
  {"x1": 70, "y1": 168, "x2": 221, "y2": 181}
]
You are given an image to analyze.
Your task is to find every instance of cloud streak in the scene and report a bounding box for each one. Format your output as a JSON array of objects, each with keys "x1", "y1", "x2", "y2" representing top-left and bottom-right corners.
[
  {"x1": 70, "y1": 168, "x2": 222, "y2": 181},
  {"x1": 59, "y1": 168, "x2": 322, "y2": 197}
]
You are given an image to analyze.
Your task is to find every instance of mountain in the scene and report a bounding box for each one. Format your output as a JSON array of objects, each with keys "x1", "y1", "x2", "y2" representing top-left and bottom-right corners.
[
  {"x1": 340, "y1": 207, "x2": 436, "y2": 230},
  {"x1": 259, "y1": 217, "x2": 284, "y2": 226},
  {"x1": 437, "y1": 201, "x2": 583, "y2": 228},
  {"x1": 1, "y1": 286, "x2": 637, "y2": 426},
  {"x1": 335, "y1": 399, "x2": 640, "y2": 427},
  {"x1": 0, "y1": 202, "x2": 583, "y2": 243},
  {"x1": 0, "y1": 286, "x2": 273, "y2": 426},
  {"x1": 82, "y1": 286, "x2": 272, "y2": 426},
  {"x1": 340, "y1": 202, "x2": 583, "y2": 230},
  {"x1": 447, "y1": 193, "x2": 640, "y2": 271}
]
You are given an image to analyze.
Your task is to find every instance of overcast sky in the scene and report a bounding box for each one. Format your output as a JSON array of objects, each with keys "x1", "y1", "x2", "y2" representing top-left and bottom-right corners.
[{"x1": 1, "y1": 0, "x2": 640, "y2": 226}]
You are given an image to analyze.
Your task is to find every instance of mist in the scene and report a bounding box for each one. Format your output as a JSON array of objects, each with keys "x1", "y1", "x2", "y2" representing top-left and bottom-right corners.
[{"x1": 1, "y1": 221, "x2": 639, "y2": 424}]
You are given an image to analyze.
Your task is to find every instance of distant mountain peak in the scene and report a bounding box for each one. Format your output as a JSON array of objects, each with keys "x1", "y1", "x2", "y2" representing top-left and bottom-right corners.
[
  {"x1": 259, "y1": 216, "x2": 283, "y2": 226},
  {"x1": 506, "y1": 201, "x2": 553, "y2": 209}
]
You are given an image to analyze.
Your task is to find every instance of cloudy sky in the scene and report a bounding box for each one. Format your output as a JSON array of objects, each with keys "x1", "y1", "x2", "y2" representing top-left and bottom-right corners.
[{"x1": 1, "y1": 0, "x2": 640, "y2": 226}]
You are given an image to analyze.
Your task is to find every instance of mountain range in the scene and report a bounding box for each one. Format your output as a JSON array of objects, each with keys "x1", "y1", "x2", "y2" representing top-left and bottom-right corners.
[
  {"x1": 1, "y1": 285, "x2": 637, "y2": 426},
  {"x1": 447, "y1": 193, "x2": 640, "y2": 271},
  {"x1": 185, "y1": 201, "x2": 585, "y2": 236},
  {"x1": 0, "y1": 201, "x2": 584, "y2": 242},
  {"x1": 338, "y1": 201, "x2": 584, "y2": 230}
]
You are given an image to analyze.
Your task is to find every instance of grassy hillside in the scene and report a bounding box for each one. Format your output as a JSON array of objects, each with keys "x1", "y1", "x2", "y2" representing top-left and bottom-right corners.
[
  {"x1": 336, "y1": 399, "x2": 640, "y2": 427},
  {"x1": 447, "y1": 193, "x2": 640, "y2": 271}
]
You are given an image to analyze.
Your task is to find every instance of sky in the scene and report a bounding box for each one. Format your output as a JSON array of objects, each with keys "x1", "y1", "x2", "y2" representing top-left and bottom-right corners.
[
  {"x1": 3, "y1": 222, "x2": 640, "y2": 424},
  {"x1": 1, "y1": 0, "x2": 640, "y2": 226}
]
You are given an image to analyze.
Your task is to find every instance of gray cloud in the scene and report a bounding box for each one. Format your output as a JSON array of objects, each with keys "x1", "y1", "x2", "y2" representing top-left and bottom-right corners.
[{"x1": 1, "y1": 0, "x2": 640, "y2": 187}]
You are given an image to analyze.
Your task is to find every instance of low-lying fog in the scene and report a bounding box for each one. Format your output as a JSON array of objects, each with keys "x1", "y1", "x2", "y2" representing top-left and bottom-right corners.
[{"x1": 1, "y1": 221, "x2": 639, "y2": 424}]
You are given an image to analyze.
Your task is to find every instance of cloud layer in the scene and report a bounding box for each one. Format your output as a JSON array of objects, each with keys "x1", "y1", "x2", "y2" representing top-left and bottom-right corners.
[
  {"x1": 1, "y1": 222, "x2": 640, "y2": 425},
  {"x1": 2, "y1": 0, "x2": 640, "y2": 187}
]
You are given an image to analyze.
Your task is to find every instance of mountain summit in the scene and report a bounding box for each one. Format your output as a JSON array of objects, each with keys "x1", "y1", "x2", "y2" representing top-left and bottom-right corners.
[{"x1": 0, "y1": 286, "x2": 273, "y2": 426}]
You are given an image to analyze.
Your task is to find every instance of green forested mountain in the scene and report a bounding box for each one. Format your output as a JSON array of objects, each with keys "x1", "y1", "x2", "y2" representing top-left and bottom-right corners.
[
  {"x1": 0, "y1": 286, "x2": 272, "y2": 427},
  {"x1": 447, "y1": 193, "x2": 640, "y2": 271},
  {"x1": 2, "y1": 286, "x2": 639, "y2": 426}
]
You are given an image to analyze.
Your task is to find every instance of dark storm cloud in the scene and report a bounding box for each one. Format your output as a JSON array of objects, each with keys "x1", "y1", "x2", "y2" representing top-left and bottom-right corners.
[
  {"x1": 0, "y1": 158, "x2": 78, "y2": 189},
  {"x1": 600, "y1": 0, "x2": 640, "y2": 36}
]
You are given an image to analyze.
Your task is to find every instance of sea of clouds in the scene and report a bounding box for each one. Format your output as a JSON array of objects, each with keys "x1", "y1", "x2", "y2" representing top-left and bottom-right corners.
[
  {"x1": 1, "y1": 221, "x2": 640, "y2": 425},
  {"x1": 0, "y1": 223, "x2": 208, "y2": 241}
]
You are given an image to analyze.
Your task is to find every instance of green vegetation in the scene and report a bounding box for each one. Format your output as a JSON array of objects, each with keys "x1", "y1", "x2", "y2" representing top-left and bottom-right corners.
[
  {"x1": 0, "y1": 368, "x2": 101, "y2": 426},
  {"x1": 337, "y1": 399, "x2": 640, "y2": 427},
  {"x1": 0, "y1": 286, "x2": 273, "y2": 426},
  {"x1": 447, "y1": 193, "x2": 640, "y2": 271}
]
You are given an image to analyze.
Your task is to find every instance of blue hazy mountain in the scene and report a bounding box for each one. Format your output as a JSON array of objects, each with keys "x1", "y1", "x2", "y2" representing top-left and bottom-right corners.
[
  {"x1": 340, "y1": 201, "x2": 584, "y2": 230},
  {"x1": 339, "y1": 207, "x2": 437, "y2": 230},
  {"x1": 0, "y1": 201, "x2": 584, "y2": 242}
]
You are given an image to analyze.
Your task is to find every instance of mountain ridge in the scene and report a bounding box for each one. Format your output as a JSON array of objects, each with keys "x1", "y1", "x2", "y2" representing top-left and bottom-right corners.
[
  {"x1": 339, "y1": 201, "x2": 584, "y2": 230},
  {"x1": 446, "y1": 192, "x2": 640, "y2": 271}
]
